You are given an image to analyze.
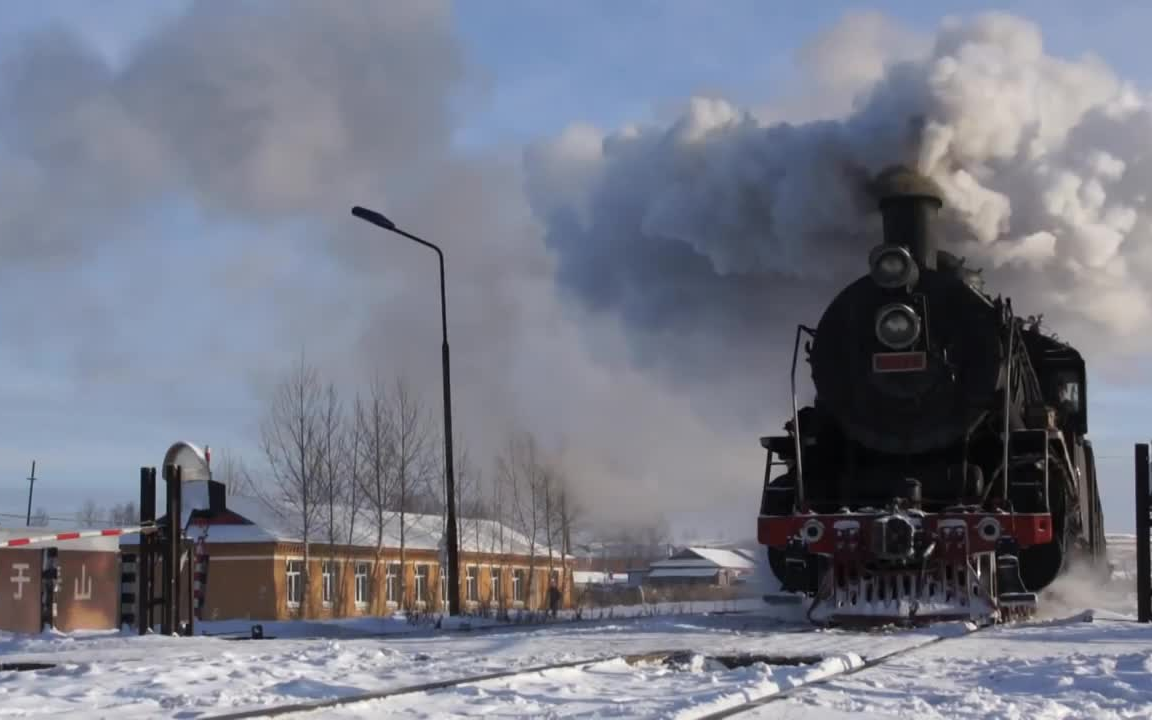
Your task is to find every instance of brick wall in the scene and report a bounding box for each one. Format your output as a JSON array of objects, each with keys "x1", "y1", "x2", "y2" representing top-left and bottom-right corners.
[{"x1": 193, "y1": 543, "x2": 575, "y2": 621}]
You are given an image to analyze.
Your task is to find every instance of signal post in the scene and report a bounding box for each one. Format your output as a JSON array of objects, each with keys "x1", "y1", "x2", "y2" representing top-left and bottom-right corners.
[{"x1": 1137, "y1": 443, "x2": 1150, "y2": 623}]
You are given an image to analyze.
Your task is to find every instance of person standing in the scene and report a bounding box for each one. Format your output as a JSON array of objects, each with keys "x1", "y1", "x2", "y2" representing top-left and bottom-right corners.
[{"x1": 547, "y1": 579, "x2": 561, "y2": 618}]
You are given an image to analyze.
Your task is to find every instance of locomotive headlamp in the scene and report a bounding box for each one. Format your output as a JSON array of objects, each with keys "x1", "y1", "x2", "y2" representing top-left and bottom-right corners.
[
  {"x1": 875, "y1": 303, "x2": 921, "y2": 349},
  {"x1": 868, "y1": 244, "x2": 919, "y2": 289}
]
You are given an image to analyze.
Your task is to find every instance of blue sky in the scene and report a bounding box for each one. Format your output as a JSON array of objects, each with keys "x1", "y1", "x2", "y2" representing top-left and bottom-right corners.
[{"x1": 0, "y1": 1, "x2": 1149, "y2": 533}]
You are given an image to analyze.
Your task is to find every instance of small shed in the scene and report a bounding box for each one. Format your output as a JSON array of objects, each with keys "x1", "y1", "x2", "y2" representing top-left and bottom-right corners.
[{"x1": 645, "y1": 547, "x2": 757, "y2": 587}]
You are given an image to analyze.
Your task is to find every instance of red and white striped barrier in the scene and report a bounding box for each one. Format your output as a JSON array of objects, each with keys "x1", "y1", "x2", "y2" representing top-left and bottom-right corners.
[{"x1": 0, "y1": 524, "x2": 157, "y2": 548}]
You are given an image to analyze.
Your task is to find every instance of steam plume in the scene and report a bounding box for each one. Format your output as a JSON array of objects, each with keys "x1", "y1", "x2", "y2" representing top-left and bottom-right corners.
[{"x1": 527, "y1": 11, "x2": 1152, "y2": 432}]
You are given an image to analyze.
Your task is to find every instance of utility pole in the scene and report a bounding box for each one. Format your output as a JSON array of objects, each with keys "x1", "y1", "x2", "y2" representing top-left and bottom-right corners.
[{"x1": 25, "y1": 460, "x2": 36, "y2": 526}]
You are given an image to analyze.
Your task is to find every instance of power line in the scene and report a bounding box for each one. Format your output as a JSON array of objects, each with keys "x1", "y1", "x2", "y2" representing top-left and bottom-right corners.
[{"x1": 0, "y1": 511, "x2": 82, "y2": 523}]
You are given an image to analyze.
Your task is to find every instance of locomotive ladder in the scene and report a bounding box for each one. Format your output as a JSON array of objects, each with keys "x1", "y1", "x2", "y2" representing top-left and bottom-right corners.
[{"x1": 1137, "y1": 442, "x2": 1151, "y2": 623}]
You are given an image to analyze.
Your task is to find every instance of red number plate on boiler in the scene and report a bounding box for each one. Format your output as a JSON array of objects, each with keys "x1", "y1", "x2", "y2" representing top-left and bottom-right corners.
[{"x1": 872, "y1": 351, "x2": 927, "y2": 373}]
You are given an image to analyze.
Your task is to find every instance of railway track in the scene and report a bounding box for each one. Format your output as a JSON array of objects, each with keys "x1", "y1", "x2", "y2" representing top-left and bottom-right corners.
[
  {"x1": 195, "y1": 610, "x2": 1095, "y2": 719},
  {"x1": 199, "y1": 648, "x2": 699, "y2": 719},
  {"x1": 192, "y1": 621, "x2": 923, "y2": 719},
  {"x1": 687, "y1": 609, "x2": 1097, "y2": 719}
]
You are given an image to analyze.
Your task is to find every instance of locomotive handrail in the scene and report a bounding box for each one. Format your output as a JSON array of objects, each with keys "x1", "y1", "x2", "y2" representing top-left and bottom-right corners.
[
  {"x1": 1001, "y1": 300, "x2": 1014, "y2": 503},
  {"x1": 790, "y1": 324, "x2": 817, "y2": 508}
]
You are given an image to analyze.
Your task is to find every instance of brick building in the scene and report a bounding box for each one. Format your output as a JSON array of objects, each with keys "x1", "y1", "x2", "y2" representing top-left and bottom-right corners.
[{"x1": 124, "y1": 481, "x2": 574, "y2": 622}]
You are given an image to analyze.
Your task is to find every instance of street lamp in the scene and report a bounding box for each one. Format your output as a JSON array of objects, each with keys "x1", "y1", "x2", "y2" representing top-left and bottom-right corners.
[{"x1": 350, "y1": 205, "x2": 461, "y2": 616}]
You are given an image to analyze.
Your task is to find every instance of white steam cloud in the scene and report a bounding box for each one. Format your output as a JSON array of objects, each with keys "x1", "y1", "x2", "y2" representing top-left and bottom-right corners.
[
  {"x1": 528, "y1": 11, "x2": 1152, "y2": 431},
  {"x1": 0, "y1": 0, "x2": 763, "y2": 533}
]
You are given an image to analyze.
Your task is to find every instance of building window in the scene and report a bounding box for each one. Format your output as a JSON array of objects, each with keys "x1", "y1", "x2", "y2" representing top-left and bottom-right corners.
[
  {"x1": 355, "y1": 562, "x2": 369, "y2": 607},
  {"x1": 415, "y1": 565, "x2": 429, "y2": 604},
  {"x1": 466, "y1": 565, "x2": 478, "y2": 602},
  {"x1": 440, "y1": 566, "x2": 448, "y2": 607},
  {"x1": 550, "y1": 569, "x2": 560, "y2": 588},
  {"x1": 386, "y1": 562, "x2": 400, "y2": 604},
  {"x1": 286, "y1": 560, "x2": 302, "y2": 608},
  {"x1": 322, "y1": 561, "x2": 334, "y2": 607},
  {"x1": 512, "y1": 568, "x2": 525, "y2": 603},
  {"x1": 490, "y1": 566, "x2": 501, "y2": 604}
]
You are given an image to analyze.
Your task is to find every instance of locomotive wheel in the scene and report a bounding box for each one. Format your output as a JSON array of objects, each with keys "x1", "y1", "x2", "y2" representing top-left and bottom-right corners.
[
  {"x1": 1019, "y1": 461, "x2": 1073, "y2": 591},
  {"x1": 1084, "y1": 442, "x2": 1111, "y2": 578},
  {"x1": 763, "y1": 473, "x2": 795, "y2": 585},
  {"x1": 767, "y1": 547, "x2": 788, "y2": 586}
]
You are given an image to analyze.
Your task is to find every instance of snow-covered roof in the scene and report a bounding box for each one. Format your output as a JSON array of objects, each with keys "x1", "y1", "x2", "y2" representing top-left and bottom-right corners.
[
  {"x1": 687, "y1": 547, "x2": 757, "y2": 569},
  {"x1": 648, "y1": 547, "x2": 757, "y2": 572},
  {"x1": 126, "y1": 484, "x2": 568, "y2": 560}
]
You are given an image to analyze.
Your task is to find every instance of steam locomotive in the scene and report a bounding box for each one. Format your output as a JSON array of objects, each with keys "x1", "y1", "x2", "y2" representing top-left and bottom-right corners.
[{"x1": 758, "y1": 165, "x2": 1108, "y2": 625}]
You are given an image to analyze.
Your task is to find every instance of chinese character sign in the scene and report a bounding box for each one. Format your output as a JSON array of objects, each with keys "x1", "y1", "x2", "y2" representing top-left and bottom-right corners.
[
  {"x1": 55, "y1": 551, "x2": 118, "y2": 632},
  {"x1": 0, "y1": 549, "x2": 42, "y2": 633}
]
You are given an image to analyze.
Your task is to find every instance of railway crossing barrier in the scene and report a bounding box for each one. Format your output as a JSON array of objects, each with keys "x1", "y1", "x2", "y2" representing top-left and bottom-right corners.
[
  {"x1": 1137, "y1": 443, "x2": 1150, "y2": 623},
  {"x1": 2, "y1": 463, "x2": 196, "y2": 635}
]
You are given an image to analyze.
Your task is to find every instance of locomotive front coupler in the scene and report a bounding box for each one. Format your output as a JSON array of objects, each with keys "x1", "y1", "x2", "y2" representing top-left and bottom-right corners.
[
  {"x1": 994, "y1": 535, "x2": 1032, "y2": 598},
  {"x1": 781, "y1": 536, "x2": 819, "y2": 594}
]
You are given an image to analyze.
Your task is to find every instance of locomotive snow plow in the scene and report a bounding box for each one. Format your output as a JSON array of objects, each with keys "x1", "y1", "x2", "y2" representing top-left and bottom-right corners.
[
  {"x1": 759, "y1": 502, "x2": 1045, "y2": 626},
  {"x1": 756, "y1": 166, "x2": 1108, "y2": 627}
]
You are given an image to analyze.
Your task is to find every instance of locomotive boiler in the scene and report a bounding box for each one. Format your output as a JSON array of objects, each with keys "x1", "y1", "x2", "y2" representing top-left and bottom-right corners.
[{"x1": 758, "y1": 165, "x2": 1108, "y2": 625}]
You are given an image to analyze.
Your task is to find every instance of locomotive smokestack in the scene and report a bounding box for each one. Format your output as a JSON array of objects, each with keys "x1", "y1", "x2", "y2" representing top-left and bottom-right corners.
[{"x1": 873, "y1": 165, "x2": 944, "y2": 271}]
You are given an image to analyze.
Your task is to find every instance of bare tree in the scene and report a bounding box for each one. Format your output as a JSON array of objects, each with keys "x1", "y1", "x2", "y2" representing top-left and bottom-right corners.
[
  {"x1": 388, "y1": 377, "x2": 436, "y2": 609},
  {"x1": 448, "y1": 435, "x2": 484, "y2": 609},
  {"x1": 213, "y1": 447, "x2": 257, "y2": 497},
  {"x1": 486, "y1": 457, "x2": 511, "y2": 615},
  {"x1": 554, "y1": 479, "x2": 582, "y2": 595},
  {"x1": 356, "y1": 374, "x2": 395, "y2": 613},
  {"x1": 344, "y1": 390, "x2": 367, "y2": 609},
  {"x1": 498, "y1": 431, "x2": 546, "y2": 609},
  {"x1": 259, "y1": 351, "x2": 326, "y2": 619},
  {"x1": 317, "y1": 381, "x2": 346, "y2": 613},
  {"x1": 108, "y1": 501, "x2": 138, "y2": 526},
  {"x1": 76, "y1": 499, "x2": 103, "y2": 527},
  {"x1": 29, "y1": 507, "x2": 49, "y2": 527},
  {"x1": 346, "y1": 392, "x2": 366, "y2": 547}
]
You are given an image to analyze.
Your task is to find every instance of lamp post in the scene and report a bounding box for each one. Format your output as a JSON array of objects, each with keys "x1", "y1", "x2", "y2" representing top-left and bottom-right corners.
[{"x1": 350, "y1": 206, "x2": 461, "y2": 616}]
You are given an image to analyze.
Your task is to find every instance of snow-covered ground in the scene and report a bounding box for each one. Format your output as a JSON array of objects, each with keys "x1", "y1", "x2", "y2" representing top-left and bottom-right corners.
[{"x1": 0, "y1": 537, "x2": 1149, "y2": 719}]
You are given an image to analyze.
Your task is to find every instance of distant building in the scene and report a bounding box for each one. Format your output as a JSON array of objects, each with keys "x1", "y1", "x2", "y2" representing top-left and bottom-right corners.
[
  {"x1": 570, "y1": 535, "x2": 681, "y2": 573},
  {"x1": 644, "y1": 547, "x2": 757, "y2": 587},
  {"x1": 572, "y1": 570, "x2": 627, "y2": 587},
  {"x1": 122, "y1": 480, "x2": 574, "y2": 622}
]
